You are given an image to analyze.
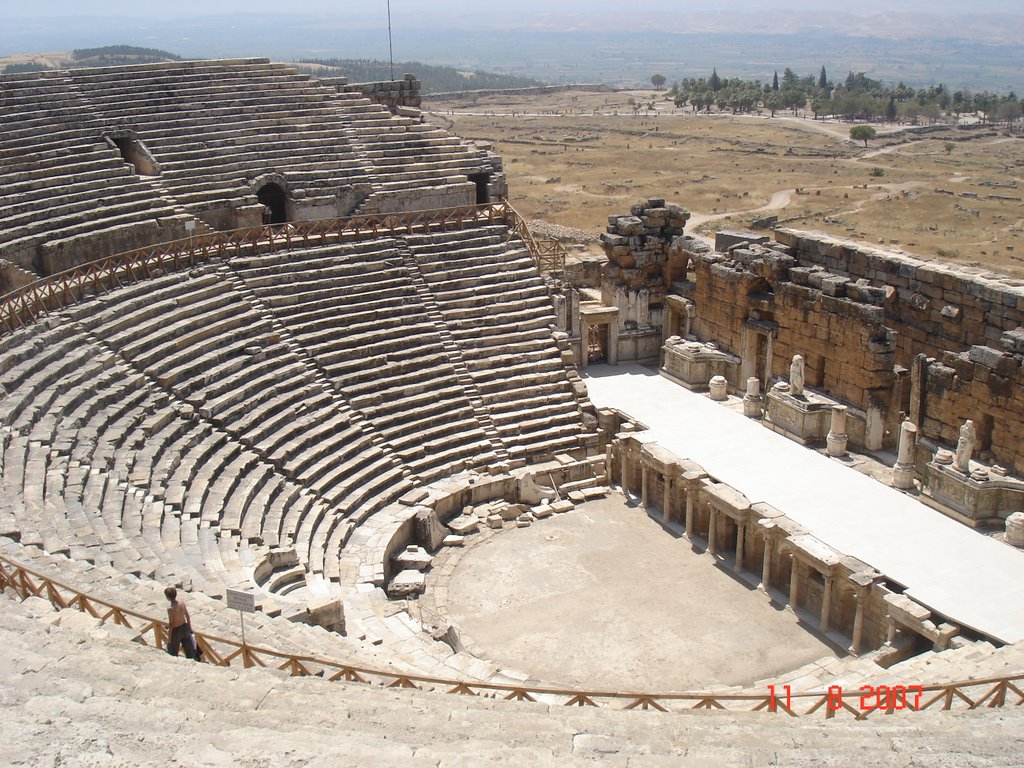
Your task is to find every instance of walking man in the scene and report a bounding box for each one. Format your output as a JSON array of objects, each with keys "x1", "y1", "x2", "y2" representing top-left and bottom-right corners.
[{"x1": 164, "y1": 586, "x2": 199, "y2": 661}]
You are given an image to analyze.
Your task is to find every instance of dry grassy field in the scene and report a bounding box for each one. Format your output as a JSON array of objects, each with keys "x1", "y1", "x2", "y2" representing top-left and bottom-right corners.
[{"x1": 427, "y1": 88, "x2": 1024, "y2": 276}]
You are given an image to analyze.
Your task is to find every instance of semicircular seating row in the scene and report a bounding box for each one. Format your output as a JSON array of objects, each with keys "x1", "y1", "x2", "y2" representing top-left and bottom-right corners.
[
  {"x1": 0, "y1": 225, "x2": 586, "y2": 608},
  {"x1": 0, "y1": 59, "x2": 499, "y2": 272}
]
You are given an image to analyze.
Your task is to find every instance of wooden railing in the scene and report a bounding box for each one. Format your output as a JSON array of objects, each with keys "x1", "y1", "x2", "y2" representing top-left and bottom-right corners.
[
  {"x1": 0, "y1": 201, "x2": 564, "y2": 334},
  {"x1": 2, "y1": 552, "x2": 1021, "y2": 719},
  {"x1": 502, "y1": 205, "x2": 568, "y2": 278}
]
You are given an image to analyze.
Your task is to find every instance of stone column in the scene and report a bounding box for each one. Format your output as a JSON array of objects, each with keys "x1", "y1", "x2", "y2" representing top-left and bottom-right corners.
[
  {"x1": 760, "y1": 535, "x2": 773, "y2": 591},
  {"x1": 662, "y1": 473, "x2": 672, "y2": 524},
  {"x1": 685, "y1": 488, "x2": 695, "y2": 538},
  {"x1": 850, "y1": 592, "x2": 865, "y2": 655},
  {"x1": 605, "y1": 444, "x2": 614, "y2": 486},
  {"x1": 709, "y1": 375, "x2": 728, "y2": 401},
  {"x1": 885, "y1": 615, "x2": 898, "y2": 646},
  {"x1": 620, "y1": 450, "x2": 629, "y2": 496},
  {"x1": 735, "y1": 523, "x2": 745, "y2": 571},
  {"x1": 826, "y1": 406, "x2": 849, "y2": 457},
  {"x1": 788, "y1": 555, "x2": 800, "y2": 612},
  {"x1": 893, "y1": 420, "x2": 918, "y2": 490},
  {"x1": 819, "y1": 574, "x2": 834, "y2": 632},
  {"x1": 640, "y1": 464, "x2": 650, "y2": 509},
  {"x1": 764, "y1": 333, "x2": 774, "y2": 387},
  {"x1": 707, "y1": 507, "x2": 718, "y2": 555},
  {"x1": 743, "y1": 377, "x2": 763, "y2": 418},
  {"x1": 684, "y1": 303, "x2": 695, "y2": 338},
  {"x1": 608, "y1": 314, "x2": 619, "y2": 365},
  {"x1": 579, "y1": 317, "x2": 589, "y2": 372}
]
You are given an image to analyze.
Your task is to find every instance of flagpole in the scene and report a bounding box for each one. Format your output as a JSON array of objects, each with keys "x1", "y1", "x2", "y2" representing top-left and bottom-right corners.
[{"x1": 387, "y1": 0, "x2": 395, "y2": 81}]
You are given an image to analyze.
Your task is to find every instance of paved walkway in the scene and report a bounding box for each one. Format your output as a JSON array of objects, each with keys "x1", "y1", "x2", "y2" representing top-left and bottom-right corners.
[{"x1": 583, "y1": 364, "x2": 1024, "y2": 644}]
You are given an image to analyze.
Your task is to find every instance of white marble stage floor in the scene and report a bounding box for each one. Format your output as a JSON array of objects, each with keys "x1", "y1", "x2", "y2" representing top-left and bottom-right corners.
[{"x1": 583, "y1": 364, "x2": 1024, "y2": 645}]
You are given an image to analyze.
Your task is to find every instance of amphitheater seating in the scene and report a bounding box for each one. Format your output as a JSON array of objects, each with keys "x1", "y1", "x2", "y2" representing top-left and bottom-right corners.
[
  {"x1": 0, "y1": 72, "x2": 190, "y2": 271},
  {"x1": 0, "y1": 59, "x2": 599, "y2": 700},
  {"x1": 406, "y1": 226, "x2": 583, "y2": 460},
  {"x1": 1, "y1": 59, "x2": 503, "y2": 277},
  {"x1": 227, "y1": 237, "x2": 502, "y2": 482},
  {"x1": 0, "y1": 217, "x2": 587, "y2": 600}
]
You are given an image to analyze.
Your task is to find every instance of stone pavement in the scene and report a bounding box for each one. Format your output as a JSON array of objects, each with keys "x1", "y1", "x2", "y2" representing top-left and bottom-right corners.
[{"x1": 584, "y1": 364, "x2": 1024, "y2": 644}]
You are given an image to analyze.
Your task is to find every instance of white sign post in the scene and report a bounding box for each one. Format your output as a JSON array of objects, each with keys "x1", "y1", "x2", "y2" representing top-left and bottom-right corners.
[
  {"x1": 226, "y1": 587, "x2": 256, "y2": 648},
  {"x1": 185, "y1": 218, "x2": 196, "y2": 253}
]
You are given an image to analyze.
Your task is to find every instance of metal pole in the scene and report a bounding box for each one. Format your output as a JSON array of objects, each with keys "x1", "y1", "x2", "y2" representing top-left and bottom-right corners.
[
  {"x1": 239, "y1": 609, "x2": 246, "y2": 647},
  {"x1": 387, "y1": 0, "x2": 395, "y2": 81}
]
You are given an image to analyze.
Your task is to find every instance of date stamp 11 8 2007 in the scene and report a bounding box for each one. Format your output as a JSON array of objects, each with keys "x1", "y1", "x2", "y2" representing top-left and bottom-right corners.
[{"x1": 767, "y1": 684, "x2": 924, "y2": 712}]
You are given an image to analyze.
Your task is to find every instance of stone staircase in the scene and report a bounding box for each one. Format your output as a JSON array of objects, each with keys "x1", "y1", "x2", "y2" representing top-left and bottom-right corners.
[{"x1": 398, "y1": 242, "x2": 511, "y2": 467}]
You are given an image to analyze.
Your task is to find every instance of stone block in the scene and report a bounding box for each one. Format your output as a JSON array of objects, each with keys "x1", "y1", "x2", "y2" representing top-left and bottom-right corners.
[
  {"x1": 551, "y1": 499, "x2": 574, "y2": 514},
  {"x1": 531, "y1": 504, "x2": 554, "y2": 519},
  {"x1": 442, "y1": 535, "x2": 465, "y2": 547},
  {"x1": 968, "y1": 345, "x2": 1006, "y2": 370},
  {"x1": 447, "y1": 515, "x2": 479, "y2": 535},
  {"x1": 486, "y1": 514, "x2": 504, "y2": 529},
  {"x1": 387, "y1": 570, "x2": 426, "y2": 598},
  {"x1": 415, "y1": 508, "x2": 448, "y2": 552},
  {"x1": 393, "y1": 545, "x2": 432, "y2": 572}
]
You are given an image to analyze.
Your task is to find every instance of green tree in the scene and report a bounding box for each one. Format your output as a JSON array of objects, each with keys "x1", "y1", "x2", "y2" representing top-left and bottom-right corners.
[
  {"x1": 818, "y1": 66, "x2": 828, "y2": 90},
  {"x1": 850, "y1": 125, "x2": 877, "y2": 147},
  {"x1": 772, "y1": 71, "x2": 779, "y2": 91},
  {"x1": 651, "y1": 73, "x2": 667, "y2": 90},
  {"x1": 885, "y1": 95, "x2": 897, "y2": 122},
  {"x1": 709, "y1": 68, "x2": 722, "y2": 92}
]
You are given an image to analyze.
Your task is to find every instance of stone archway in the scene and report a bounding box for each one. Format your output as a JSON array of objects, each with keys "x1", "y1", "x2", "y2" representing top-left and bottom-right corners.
[{"x1": 257, "y1": 182, "x2": 289, "y2": 225}]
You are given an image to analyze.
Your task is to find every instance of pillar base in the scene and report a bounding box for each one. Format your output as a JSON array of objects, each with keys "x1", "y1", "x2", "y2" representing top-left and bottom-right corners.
[
  {"x1": 743, "y1": 395, "x2": 763, "y2": 418},
  {"x1": 826, "y1": 432, "x2": 848, "y2": 457},
  {"x1": 893, "y1": 463, "x2": 916, "y2": 490}
]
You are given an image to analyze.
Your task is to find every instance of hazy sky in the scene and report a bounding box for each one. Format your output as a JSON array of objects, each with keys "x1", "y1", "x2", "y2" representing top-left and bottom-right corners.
[{"x1": 7, "y1": 0, "x2": 1024, "y2": 17}]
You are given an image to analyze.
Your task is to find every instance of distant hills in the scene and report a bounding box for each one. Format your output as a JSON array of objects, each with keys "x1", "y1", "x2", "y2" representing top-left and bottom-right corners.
[
  {"x1": 1, "y1": 46, "x2": 182, "y2": 74},
  {"x1": 0, "y1": 48, "x2": 545, "y2": 94},
  {"x1": 294, "y1": 59, "x2": 544, "y2": 94}
]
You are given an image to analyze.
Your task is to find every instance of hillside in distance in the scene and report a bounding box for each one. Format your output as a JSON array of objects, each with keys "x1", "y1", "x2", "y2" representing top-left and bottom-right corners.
[
  {"x1": 293, "y1": 59, "x2": 544, "y2": 94},
  {"x1": 3, "y1": 7, "x2": 1023, "y2": 93}
]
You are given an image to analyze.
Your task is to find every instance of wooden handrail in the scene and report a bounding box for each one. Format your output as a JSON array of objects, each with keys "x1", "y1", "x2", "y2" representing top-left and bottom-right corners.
[
  {"x1": 2, "y1": 552, "x2": 1021, "y2": 718},
  {"x1": 0, "y1": 201, "x2": 563, "y2": 334}
]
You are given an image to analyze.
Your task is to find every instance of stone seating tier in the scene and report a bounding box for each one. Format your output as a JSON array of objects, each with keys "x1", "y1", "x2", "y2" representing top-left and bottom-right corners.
[
  {"x1": 0, "y1": 220, "x2": 584, "y2": 670},
  {"x1": 2, "y1": 59, "x2": 500, "y2": 275}
]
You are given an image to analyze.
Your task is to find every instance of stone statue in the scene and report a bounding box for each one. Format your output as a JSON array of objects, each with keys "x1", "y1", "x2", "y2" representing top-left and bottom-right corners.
[
  {"x1": 954, "y1": 419, "x2": 976, "y2": 473},
  {"x1": 789, "y1": 354, "x2": 805, "y2": 396}
]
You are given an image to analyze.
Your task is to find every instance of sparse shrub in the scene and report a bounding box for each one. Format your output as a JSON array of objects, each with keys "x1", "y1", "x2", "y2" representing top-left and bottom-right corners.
[{"x1": 869, "y1": 167, "x2": 885, "y2": 177}]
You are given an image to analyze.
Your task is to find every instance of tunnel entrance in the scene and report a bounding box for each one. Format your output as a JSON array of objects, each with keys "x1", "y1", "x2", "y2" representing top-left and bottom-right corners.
[
  {"x1": 257, "y1": 183, "x2": 289, "y2": 226},
  {"x1": 468, "y1": 173, "x2": 491, "y2": 205}
]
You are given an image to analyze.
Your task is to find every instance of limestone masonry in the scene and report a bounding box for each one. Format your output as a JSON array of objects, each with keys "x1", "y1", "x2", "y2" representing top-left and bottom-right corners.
[{"x1": 0, "y1": 59, "x2": 1022, "y2": 761}]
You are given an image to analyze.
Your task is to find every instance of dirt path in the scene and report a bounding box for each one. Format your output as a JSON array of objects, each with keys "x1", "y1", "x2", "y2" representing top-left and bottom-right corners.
[{"x1": 687, "y1": 188, "x2": 795, "y2": 234}]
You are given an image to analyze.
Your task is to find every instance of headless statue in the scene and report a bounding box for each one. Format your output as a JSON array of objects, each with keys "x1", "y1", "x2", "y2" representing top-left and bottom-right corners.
[{"x1": 789, "y1": 354, "x2": 805, "y2": 397}]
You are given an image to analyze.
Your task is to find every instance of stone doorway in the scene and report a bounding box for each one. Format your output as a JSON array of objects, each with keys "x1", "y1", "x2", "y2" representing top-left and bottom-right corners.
[
  {"x1": 257, "y1": 183, "x2": 289, "y2": 225},
  {"x1": 588, "y1": 323, "x2": 609, "y2": 364},
  {"x1": 468, "y1": 172, "x2": 491, "y2": 205}
]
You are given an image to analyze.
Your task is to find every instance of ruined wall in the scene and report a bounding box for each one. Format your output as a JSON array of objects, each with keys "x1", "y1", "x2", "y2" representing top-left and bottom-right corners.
[
  {"x1": 922, "y1": 337, "x2": 1024, "y2": 473},
  {"x1": 687, "y1": 246, "x2": 897, "y2": 411},
  {"x1": 772, "y1": 230, "x2": 1024, "y2": 472},
  {"x1": 320, "y1": 74, "x2": 423, "y2": 111},
  {"x1": 599, "y1": 199, "x2": 689, "y2": 363},
  {"x1": 776, "y1": 229, "x2": 1024, "y2": 365}
]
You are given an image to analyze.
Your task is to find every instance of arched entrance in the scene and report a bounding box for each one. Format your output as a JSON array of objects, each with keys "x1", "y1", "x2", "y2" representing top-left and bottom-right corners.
[{"x1": 257, "y1": 183, "x2": 289, "y2": 226}]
